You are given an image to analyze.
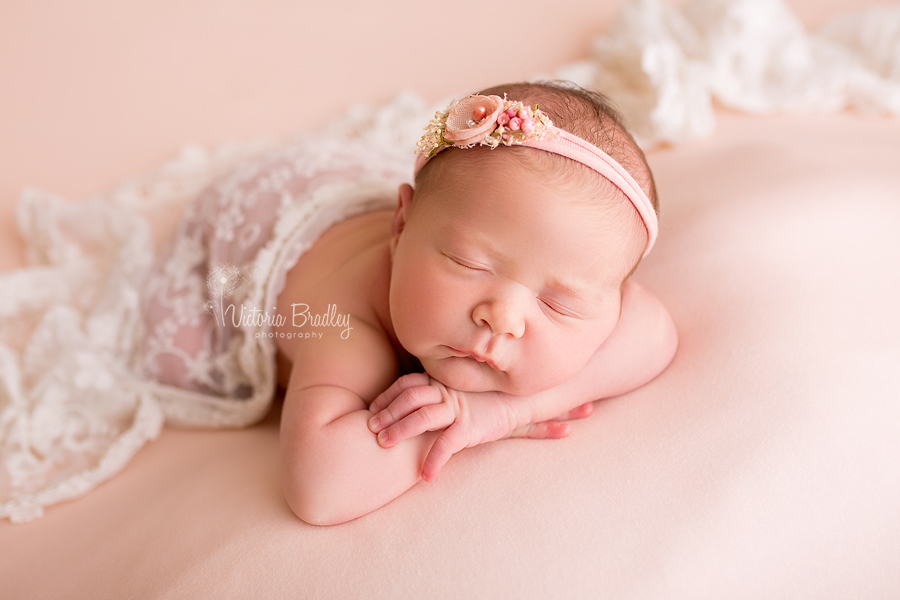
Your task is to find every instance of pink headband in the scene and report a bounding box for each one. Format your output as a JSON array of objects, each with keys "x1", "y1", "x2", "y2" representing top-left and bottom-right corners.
[{"x1": 414, "y1": 94, "x2": 658, "y2": 256}]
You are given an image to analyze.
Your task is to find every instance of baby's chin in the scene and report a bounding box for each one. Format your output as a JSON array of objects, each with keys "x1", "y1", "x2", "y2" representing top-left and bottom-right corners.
[{"x1": 423, "y1": 360, "x2": 551, "y2": 397}]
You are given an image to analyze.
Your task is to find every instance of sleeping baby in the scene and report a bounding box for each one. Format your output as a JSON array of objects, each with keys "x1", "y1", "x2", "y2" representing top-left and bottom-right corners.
[{"x1": 140, "y1": 81, "x2": 678, "y2": 525}]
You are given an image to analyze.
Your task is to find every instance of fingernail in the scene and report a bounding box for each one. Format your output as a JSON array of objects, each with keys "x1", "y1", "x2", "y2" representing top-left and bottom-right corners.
[
  {"x1": 378, "y1": 430, "x2": 389, "y2": 445},
  {"x1": 368, "y1": 416, "x2": 381, "y2": 432}
]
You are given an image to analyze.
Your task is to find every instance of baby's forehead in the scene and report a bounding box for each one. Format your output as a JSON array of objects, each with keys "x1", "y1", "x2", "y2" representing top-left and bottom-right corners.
[{"x1": 418, "y1": 150, "x2": 645, "y2": 284}]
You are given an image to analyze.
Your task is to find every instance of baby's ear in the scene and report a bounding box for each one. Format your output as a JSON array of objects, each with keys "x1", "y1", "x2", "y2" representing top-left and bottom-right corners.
[{"x1": 391, "y1": 183, "x2": 414, "y2": 239}]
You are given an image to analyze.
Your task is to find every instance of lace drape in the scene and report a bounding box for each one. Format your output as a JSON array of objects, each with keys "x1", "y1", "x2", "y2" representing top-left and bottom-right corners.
[{"x1": 0, "y1": 98, "x2": 428, "y2": 522}]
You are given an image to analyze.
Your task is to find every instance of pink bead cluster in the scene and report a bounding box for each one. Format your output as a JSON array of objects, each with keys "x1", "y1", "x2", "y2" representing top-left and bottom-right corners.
[
  {"x1": 495, "y1": 105, "x2": 536, "y2": 136},
  {"x1": 470, "y1": 103, "x2": 536, "y2": 138}
]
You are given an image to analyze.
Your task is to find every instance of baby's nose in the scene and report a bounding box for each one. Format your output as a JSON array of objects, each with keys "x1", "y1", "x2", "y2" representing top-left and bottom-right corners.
[{"x1": 472, "y1": 293, "x2": 526, "y2": 339}]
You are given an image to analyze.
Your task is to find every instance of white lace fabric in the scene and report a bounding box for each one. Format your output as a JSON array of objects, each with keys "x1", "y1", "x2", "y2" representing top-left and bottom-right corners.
[
  {"x1": 2, "y1": 0, "x2": 899, "y2": 522},
  {"x1": 555, "y1": 0, "x2": 900, "y2": 147},
  {"x1": 0, "y1": 132, "x2": 419, "y2": 523}
]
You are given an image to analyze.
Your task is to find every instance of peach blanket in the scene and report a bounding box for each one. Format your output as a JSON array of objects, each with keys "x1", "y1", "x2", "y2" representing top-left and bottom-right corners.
[{"x1": 1, "y1": 0, "x2": 898, "y2": 597}]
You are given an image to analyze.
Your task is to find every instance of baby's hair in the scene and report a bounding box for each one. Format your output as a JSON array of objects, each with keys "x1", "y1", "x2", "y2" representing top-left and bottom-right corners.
[{"x1": 475, "y1": 80, "x2": 658, "y2": 214}]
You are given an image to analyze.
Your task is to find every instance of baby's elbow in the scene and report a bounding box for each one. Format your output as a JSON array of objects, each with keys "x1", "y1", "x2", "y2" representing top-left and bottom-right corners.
[
  {"x1": 653, "y1": 302, "x2": 679, "y2": 378},
  {"x1": 625, "y1": 281, "x2": 679, "y2": 382},
  {"x1": 282, "y1": 473, "x2": 324, "y2": 526},
  {"x1": 282, "y1": 442, "x2": 374, "y2": 526},
  {"x1": 285, "y1": 490, "x2": 343, "y2": 527},
  {"x1": 282, "y1": 462, "x2": 352, "y2": 527},
  {"x1": 284, "y1": 484, "x2": 353, "y2": 527}
]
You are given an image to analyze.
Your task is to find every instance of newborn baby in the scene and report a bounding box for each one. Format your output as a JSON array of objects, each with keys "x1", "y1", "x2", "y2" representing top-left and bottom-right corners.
[
  {"x1": 140, "y1": 80, "x2": 677, "y2": 526},
  {"x1": 274, "y1": 81, "x2": 677, "y2": 524}
]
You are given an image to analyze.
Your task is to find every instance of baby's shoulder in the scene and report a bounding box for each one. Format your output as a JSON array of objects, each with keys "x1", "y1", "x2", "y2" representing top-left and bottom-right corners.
[
  {"x1": 274, "y1": 209, "x2": 397, "y2": 374},
  {"x1": 276, "y1": 209, "x2": 394, "y2": 324}
]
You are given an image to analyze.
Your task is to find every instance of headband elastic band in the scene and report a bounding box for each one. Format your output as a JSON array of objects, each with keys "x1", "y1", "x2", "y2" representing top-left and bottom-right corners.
[{"x1": 413, "y1": 95, "x2": 658, "y2": 256}]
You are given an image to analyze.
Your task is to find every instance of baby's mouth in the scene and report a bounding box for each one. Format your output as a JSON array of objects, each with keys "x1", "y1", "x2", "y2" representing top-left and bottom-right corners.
[{"x1": 445, "y1": 346, "x2": 500, "y2": 371}]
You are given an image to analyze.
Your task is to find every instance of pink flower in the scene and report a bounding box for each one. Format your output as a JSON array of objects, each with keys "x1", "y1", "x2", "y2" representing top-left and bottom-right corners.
[
  {"x1": 508, "y1": 117, "x2": 522, "y2": 131},
  {"x1": 444, "y1": 95, "x2": 505, "y2": 146},
  {"x1": 497, "y1": 112, "x2": 510, "y2": 126}
]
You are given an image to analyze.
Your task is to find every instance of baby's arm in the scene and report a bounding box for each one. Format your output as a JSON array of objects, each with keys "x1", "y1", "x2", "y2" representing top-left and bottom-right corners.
[
  {"x1": 279, "y1": 317, "x2": 441, "y2": 526},
  {"x1": 369, "y1": 280, "x2": 678, "y2": 479}
]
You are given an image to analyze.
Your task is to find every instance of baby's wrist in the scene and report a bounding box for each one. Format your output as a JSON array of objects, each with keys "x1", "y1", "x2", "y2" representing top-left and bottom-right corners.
[
  {"x1": 508, "y1": 395, "x2": 536, "y2": 429},
  {"x1": 444, "y1": 385, "x2": 526, "y2": 434},
  {"x1": 480, "y1": 390, "x2": 531, "y2": 431}
]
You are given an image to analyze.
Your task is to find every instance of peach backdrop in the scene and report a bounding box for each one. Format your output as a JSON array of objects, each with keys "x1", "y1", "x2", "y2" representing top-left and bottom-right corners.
[{"x1": 0, "y1": 0, "x2": 882, "y2": 270}]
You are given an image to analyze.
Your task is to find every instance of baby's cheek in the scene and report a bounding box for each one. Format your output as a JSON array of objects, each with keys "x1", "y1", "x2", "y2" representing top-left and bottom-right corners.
[
  {"x1": 392, "y1": 275, "x2": 443, "y2": 335},
  {"x1": 521, "y1": 335, "x2": 599, "y2": 391},
  {"x1": 507, "y1": 354, "x2": 577, "y2": 395}
]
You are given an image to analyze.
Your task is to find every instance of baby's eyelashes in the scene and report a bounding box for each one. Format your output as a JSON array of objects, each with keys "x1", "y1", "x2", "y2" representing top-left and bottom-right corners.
[
  {"x1": 538, "y1": 298, "x2": 575, "y2": 318},
  {"x1": 537, "y1": 295, "x2": 599, "y2": 321},
  {"x1": 538, "y1": 298, "x2": 565, "y2": 313},
  {"x1": 444, "y1": 253, "x2": 489, "y2": 272}
]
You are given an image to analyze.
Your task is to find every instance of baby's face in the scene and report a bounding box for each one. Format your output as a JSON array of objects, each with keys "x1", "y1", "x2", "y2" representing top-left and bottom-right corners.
[{"x1": 389, "y1": 150, "x2": 638, "y2": 395}]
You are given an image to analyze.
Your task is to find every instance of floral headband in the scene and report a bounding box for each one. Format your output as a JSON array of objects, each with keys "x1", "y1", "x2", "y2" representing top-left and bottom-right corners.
[{"x1": 414, "y1": 94, "x2": 658, "y2": 256}]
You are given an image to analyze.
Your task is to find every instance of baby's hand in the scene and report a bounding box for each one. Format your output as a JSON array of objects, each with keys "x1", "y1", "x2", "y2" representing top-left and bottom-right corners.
[{"x1": 367, "y1": 373, "x2": 593, "y2": 482}]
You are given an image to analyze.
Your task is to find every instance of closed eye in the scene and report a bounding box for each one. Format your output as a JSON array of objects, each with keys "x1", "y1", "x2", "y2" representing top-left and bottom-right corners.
[
  {"x1": 542, "y1": 296, "x2": 596, "y2": 320},
  {"x1": 539, "y1": 298, "x2": 575, "y2": 318},
  {"x1": 444, "y1": 253, "x2": 488, "y2": 272}
]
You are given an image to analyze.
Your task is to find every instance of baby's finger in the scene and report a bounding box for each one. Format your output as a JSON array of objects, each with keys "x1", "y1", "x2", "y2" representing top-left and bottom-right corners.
[
  {"x1": 552, "y1": 402, "x2": 594, "y2": 422},
  {"x1": 375, "y1": 401, "x2": 453, "y2": 448},
  {"x1": 369, "y1": 372, "x2": 431, "y2": 414},
  {"x1": 369, "y1": 385, "x2": 441, "y2": 434},
  {"x1": 421, "y1": 425, "x2": 467, "y2": 482},
  {"x1": 508, "y1": 421, "x2": 571, "y2": 440}
]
